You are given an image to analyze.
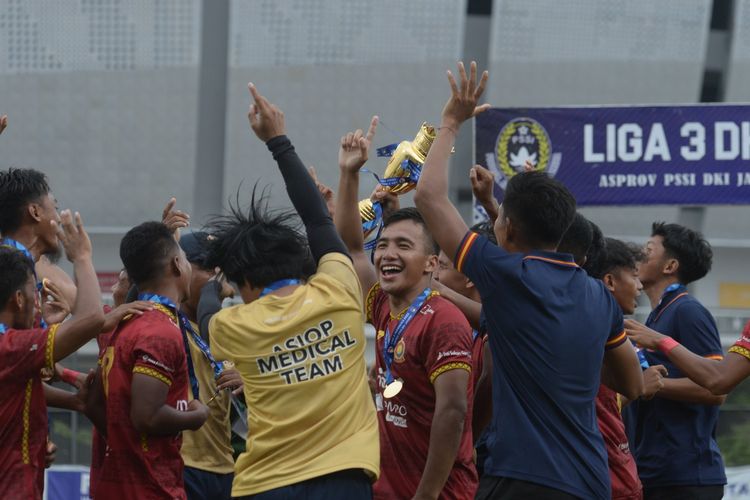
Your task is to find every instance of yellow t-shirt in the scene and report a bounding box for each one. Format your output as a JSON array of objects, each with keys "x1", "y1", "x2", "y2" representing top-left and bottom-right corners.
[
  {"x1": 180, "y1": 321, "x2": 235, "y2": 474},
  {"x1": 210, "y1": 253, "x2": 380, "y2": 496}
]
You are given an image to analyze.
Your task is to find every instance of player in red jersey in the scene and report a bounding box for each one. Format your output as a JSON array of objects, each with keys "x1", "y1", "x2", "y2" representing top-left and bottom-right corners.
[
  {"x1": 95, "y1": 221, "x2": 208, "y2": 500},
  {"x1": 0, "y1": 210, "x2": 105, "y2": 500},
  {"x1": 335, "y1": 119, "x2": 477, "y2": 499}
]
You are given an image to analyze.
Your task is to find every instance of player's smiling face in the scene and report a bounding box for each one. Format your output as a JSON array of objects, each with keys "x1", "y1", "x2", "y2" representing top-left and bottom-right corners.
[{"x1": 374, "y1": 219, "x2": 436, "y2": 298}]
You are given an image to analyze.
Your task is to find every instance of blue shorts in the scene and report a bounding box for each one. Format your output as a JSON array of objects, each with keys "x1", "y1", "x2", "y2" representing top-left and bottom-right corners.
[
  {"x1": 184, "y1": 466, "x2": 233, "y2": 500},
  {"x1": 234, "y1": 469, "x2": 372, "y2": 500}
]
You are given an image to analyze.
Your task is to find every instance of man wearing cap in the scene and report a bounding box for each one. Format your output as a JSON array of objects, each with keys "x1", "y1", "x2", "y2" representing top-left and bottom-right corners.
[{"x1": 178, "y1": 232, "x2": 242, "y2": 500}]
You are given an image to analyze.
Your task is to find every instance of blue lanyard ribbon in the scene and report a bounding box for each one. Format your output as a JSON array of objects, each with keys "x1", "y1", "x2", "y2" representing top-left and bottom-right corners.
[
  {"x1": 0, "y1": 323, "x2": 5, "y2": 335},
  {"x1": 260, "y1": 279, "x2": 301, "y2": 298},
  {"x1": 1, "y1": 238, "x2": 47, "y2": 327},
  {"x1": 363, "y1": 201, "x2": 384, "y2": 253},
  {"x1": 382, "y1": 288, "x2": 431, "y2": 385},
  {"x1": 137, "y1": 293, "x2": 221, "y2": 400}
]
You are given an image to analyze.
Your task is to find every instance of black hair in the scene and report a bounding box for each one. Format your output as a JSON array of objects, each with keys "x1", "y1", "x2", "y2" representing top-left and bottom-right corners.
[
  {"x1": 651, "y1": 222, "x2": 712, "y2": 284},
  {"x1": 0, "y1": 247, "x2": 35, "y2": 307},
  {"x1": 0, "y1": 168, "x2": 50, "y2": 234},
  {"x1": 470, "y1": 220, "x2": 497, "y2": 246},
  {"x1": 582, "y1": 221, "x2": 605, "y2": 276},
  {"x1": 205, "y1": 188, "x2": 314, "y2": 289},
  {"x1": 120, "y1": 221, "x2": 180, "y2": 287},
  {"x1": 502, "y1": 171, "x2": 576, "y2": 248},
  {"x1": 381, "y1": 207, "x2": 439, "y2": 255},
  {"x1": 558, "y1": 213, "x2": 594, "y2": 265},
  {"x1": 585, "y1": 237, "x2": 644, "y2": 280}
]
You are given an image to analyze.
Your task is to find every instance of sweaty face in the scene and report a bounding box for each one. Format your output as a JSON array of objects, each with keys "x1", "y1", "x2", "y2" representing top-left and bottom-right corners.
[
  {"x1": 435, "y1": 250, "x2": 470, "y2": 297},
  {"x1": 639, "y1": 235, "x2": 668, "y2": 288},
  {"x1": 374, "y1": 220, "x2": 436, "y2": 298},
  {"x1": 37, "y1": 193, "x2": 61, "y2": 256},
  {"x1": 608, "y1": 266, "x2": 643, "y2": 315}
]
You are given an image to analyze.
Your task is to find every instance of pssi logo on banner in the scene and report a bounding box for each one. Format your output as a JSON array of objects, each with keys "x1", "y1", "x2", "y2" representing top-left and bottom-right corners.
[{"x1": 486, "y1": 117, "x2": 562, "y2": 189}]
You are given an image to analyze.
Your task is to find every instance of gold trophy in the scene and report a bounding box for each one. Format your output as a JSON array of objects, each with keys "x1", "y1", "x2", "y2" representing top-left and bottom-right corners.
[{"x1": 360, "y1": 122, "x2": 437, "y2": 243}]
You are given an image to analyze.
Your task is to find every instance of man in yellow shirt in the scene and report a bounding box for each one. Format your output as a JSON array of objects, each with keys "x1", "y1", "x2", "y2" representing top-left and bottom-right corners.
[
  {"x1": 178, "y1": 232, "x2": 243, "y2": 500},
  {"x1": 206, "y1": 83, "x2": 379, "y2": 499}
]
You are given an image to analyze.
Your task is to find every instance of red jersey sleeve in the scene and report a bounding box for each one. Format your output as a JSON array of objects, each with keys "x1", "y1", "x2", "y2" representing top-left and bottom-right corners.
[
  {"x1": 131, "y1": 324, "x2": 185, "y2": 387},
  {"x1": 0, "y1": 324, "x2": 58, "y2": 380},
  {"x1": 729, "y1": 320, "x2": 750, "y2": 362},
  {"x1": 366, "y1": 282, "x2": 388, "y2": 328},
  {"x1": 420, "y1": 299, "x2": 474, "y2": 384}
]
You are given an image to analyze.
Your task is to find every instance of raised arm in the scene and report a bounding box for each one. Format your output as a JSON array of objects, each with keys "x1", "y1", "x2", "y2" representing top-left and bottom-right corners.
[
  {"x1": 333, "y1": 119, "x2": 380, "y2": 297},
  {"x1": 247, "y1": 83, "x2": 348, "y2": 263},
  {"x1": 52, "y1": 210, "x2": 105, "y2": 361},
  {"x1": 414, "y1": 61, "x2": 490, "y2": 261},
  {"x1": 626, "y1": 319, "x2": 749, "y2": 395}
]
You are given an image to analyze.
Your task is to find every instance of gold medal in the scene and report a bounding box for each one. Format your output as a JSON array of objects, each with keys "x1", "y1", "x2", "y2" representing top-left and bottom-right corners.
[{"x1": 383, "y1": 378, "x2": 403, "y2": 399}]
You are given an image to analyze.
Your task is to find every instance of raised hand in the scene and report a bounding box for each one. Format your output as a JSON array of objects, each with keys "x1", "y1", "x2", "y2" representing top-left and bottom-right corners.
[
  {"x1": 41, "y1": 279, "x2": 72, "y2": 325},
  {"x1": 161, "y1": 197, "x2": 190, "y2": 240},
  {"x1": 308, "y1": 166, "x2": 336, "y2": 218},
  {"x1": 625, "y1": 318, "x2": 666, "y2": 350},
  {"x1": 371, "y1": 185, "x2": 400, "y2": 218},
  {"x1": 442, "y1": 61, "x2": 490, "y2": 128},
  {"x1": 54, "y1": 210, "x2": 92, "y2": 264},
  {"x1": 338, "y1": 116, "x2": 378, "y2": 173},
  {"x1": 247, "y1": 83, "x2": 285, "y2": 142},
  {"x1": 0, "y1": 115, "x2": 7, "y2": 135},
  {"x1": 469, "y1": 165, "x2": 496, "y2": 206}
]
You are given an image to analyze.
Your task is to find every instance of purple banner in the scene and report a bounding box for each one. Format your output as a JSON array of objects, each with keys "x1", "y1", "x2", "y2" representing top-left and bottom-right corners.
[{"x1": 475, "y1": 105, "x2": 750, "y2": 206}]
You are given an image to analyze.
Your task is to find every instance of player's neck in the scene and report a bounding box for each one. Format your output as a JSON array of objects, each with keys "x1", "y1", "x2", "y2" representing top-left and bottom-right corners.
[
  {"x1": 0, "y1": 310, "x2": 17, "y2": 329},
  {"x1": 3, "y1": 228, "x2": 41, "y2": 262},
  {"x1": 645, "y1": 277, "x2": 680, "y2": 309},
  {"x1": 387, "y1": 278, "x2": 432, "y2": 316},
  {"x1": 139, "y1": 282, "x2": 182, "y2": 308},
  {"x1": 180, "y1": 301, "x2": 197, "y2": 323}
]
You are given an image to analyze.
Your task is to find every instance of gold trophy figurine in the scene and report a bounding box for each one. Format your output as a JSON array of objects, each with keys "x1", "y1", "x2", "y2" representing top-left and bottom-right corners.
[{"x1": 360, "y1": 122, "x2": 437, "y2": 241}]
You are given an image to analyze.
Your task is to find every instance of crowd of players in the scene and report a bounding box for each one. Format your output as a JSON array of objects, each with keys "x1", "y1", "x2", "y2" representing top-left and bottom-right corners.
[{"x1": 1, "y1": 62, "x2": 749, "y2": 500}]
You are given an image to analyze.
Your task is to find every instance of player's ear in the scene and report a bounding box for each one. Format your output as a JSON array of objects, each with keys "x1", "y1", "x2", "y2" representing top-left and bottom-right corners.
[{"x1": 602, "y1": 273, "x2": 616, "y2": 293}]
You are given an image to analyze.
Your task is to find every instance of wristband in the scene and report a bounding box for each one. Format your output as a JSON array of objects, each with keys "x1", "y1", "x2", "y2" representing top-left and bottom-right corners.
[
  {"x1": 657, "y1": 337, "x2": 680, "y2": 355},
  {"x1": 61, "y1": 368, "x2": 82, "y2": 386},
  {"x1": 438, "y1": 125, "x2": 458, "y2": 135}
]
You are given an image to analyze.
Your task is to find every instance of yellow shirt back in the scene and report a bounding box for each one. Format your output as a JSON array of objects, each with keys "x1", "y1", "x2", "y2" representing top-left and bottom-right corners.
[
  {"x1": 180, "y1": 321, "x2": 234, "y2": 474},
  {"x1": 209, "y1": 253, "x2": 380, "y2": 496}
]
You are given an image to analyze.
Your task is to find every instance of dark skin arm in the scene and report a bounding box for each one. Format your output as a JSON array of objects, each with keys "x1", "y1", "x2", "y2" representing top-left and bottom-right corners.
[
  {"x1": 600, "y1": 341, "x2": 646, "y2": 401},
  {"x1": 52, "y1": 210, "x2": 105, "y2": 361},
  {"x1": 44, "y1": 383, "x2": 84, "y2": 412},
  {"x1": 334, "y1": 119, "x2": 380, "y2": 301},
  {"x1": 431, "y1": 280, "x2": 482, "y2": 331},
  {"x1": 626, "y1": 318, "x2": 750, "y2": 395},
  {"x1": 657, "y1": 378, "x2": 726, "y2": 405},
  {"x1": 414, "y1": 61, "x2": 490, "y2": 262},
  {"x1": 130, "y1": 374, "x2": 208, "y2": 435},
  {"x1": 413, "y1": 369, "x2": 470, "y2": 500}
]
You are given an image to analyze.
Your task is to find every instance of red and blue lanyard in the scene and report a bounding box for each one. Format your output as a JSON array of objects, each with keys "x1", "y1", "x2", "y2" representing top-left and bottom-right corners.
[
  {"x1": 382, "y1": 288, "x2": 431, "y2": 385},
  {"x1": 138, "y1": 293, "x2": 221, "y2": 400}
]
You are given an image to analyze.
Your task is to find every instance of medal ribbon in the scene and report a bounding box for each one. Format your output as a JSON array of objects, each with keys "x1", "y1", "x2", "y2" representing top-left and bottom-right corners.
[
  {"x1": 260, "y1": 279, "x2": 301, "y2": 298},
  {"x1": 0, "y1": 323, "x2": 5, "y2": 335},
  {"x1": 363, "y1": 201, "x2": 384, "y2": 252},
  {"x1": 382, "y1": 288, "x2": 432, "y2": 385},
  {"x1": 1, "y1": 238, "x2": 47, "y2": 327},
  {"x1": 137, "y1": 293, "x2": 219, "y2": 400}
]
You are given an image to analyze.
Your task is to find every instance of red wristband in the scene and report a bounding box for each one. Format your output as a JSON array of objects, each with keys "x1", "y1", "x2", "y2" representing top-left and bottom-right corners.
[
  {"x1": 61, "y1": 368, "x2": 82, "y2": 386},
  {"x1": 657, "y1": 337, "x2": 680, "y2": 355}
]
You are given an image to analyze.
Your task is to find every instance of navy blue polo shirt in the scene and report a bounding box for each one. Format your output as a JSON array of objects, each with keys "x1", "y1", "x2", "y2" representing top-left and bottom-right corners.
[
  {"x1": 456, "y1": 231, "x2": 626, "y2": 499},
  {"x1": 624, "y1": 284, "x2": 726, "y2": 488}
]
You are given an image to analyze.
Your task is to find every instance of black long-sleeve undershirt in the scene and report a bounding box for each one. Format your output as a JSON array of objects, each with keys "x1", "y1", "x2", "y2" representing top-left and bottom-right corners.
[
  {"x1": 265, "y1": 135, "x2": 349, "y2": 263},
  {"x1": 197, "y1": 280, "x2": 223, "y2": 344}
]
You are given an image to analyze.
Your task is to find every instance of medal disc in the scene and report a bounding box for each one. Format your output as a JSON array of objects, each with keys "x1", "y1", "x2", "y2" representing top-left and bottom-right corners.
[{"x1": 383, "y1": 378, "x2": 403, "y2": 399}]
